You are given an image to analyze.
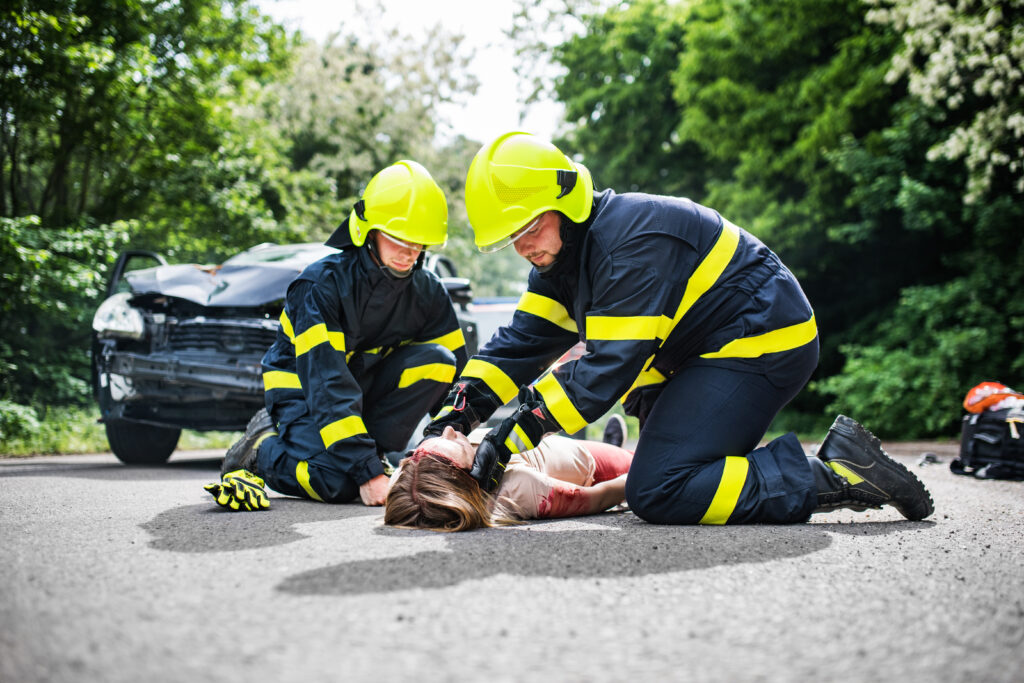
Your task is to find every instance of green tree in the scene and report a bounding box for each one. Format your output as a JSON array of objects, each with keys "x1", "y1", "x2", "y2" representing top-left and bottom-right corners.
[
  {"x1": 0, "y1": 0, "x2": 294, "y2": 418},
  {"x1": 0, "y1": 215, "x2": 130, "y2": 408},
  {"x1": 0, "y1": 1, "x2": 291, "y2": 234},
  {"x1": 255, "y1": 13, "x2": 478, "y2": 241},
  {"x1": 816, "y1": 0, "x2": 1024, "y2": 437},
  {"x1": 552, "y1": 1, "x2": 702, "y2": 197}
]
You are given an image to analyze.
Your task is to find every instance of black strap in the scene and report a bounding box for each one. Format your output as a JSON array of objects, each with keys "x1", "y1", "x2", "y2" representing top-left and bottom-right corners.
[
  {"x1": 353, "y1": 199, "x2": 367, "y2": 220},
  {"x1": 556, "y1": 169, "x2": 577, "y2": 199}
]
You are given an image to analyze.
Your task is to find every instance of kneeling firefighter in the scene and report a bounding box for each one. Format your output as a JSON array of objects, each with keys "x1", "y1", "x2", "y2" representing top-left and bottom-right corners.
[
  {"x1": 423, "y1": 132, "x2": 933, "y2": 524},
  {"x1": 206, "y1": 161, "x2": 468, "y2": 510}
]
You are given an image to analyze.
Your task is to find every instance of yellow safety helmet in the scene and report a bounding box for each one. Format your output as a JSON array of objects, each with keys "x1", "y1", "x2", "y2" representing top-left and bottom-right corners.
[
  {"x1": 464, "y1": 131, "x2": 594, "y2": 252},
  {"x1": 349, "y1": 160, "x2": 448, "y2": 248}
]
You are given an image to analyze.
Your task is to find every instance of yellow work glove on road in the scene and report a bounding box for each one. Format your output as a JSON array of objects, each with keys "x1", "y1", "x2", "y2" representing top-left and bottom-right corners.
[{"x1": 204, "y1": 469, "x2": 270, "y2": 511}]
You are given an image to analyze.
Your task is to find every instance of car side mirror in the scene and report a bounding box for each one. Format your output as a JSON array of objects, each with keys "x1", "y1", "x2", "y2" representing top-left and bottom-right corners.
[{"x1": 443, "y1": 277, "x2": 473, "y2": 307}]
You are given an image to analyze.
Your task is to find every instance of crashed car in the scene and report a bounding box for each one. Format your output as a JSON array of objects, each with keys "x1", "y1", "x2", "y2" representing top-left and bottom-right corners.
[{"x1": 92, "y1": 243, "x2": 479, "y2": 464}]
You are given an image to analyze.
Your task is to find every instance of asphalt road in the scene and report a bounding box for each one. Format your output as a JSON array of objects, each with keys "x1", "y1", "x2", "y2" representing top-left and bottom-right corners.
[{"x1": 1, "y1": 441, "x2": 1021, "y2": 683}]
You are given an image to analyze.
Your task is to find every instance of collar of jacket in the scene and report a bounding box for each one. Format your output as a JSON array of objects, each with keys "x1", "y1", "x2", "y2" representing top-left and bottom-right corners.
[
  {"x1": 325, "y1": 217, "x2": 422, "y2": 284},
  {"x1": 538, "y1": 190, "x2": 601, "y2": 280}
]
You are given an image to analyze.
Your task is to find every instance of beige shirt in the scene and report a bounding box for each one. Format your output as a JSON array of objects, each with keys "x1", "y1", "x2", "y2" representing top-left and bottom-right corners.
[{"x1": 468, "y1": 429, "x2": 597, "y2": 519}]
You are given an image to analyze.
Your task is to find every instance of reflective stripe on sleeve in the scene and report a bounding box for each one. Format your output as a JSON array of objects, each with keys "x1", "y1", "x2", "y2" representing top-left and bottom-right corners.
[
  {"x1": 397, "y1": 362, "x2": 457, "y2": 389},
  {"x1": 280, "y1": 310, "x2": 295, "y2": 340},
  {"x1": 534, "y1": 372, "x2": 588, "y2": 435},
  {"x1": 293, "y1": 323, "x2": 346, "y2": 356},
  {"x1": 319, "y1": 415, "x2": 368, "y2": 449},
  {"x1": 517, "y1": 292, "x2": 578, "y2": 333},
  {"x1": 700, "y1": 315, "x2": 817, "y2": 359},
  {"x1": 699, "y1": 456, "x2": 749, "y2": 525},
  {"x1": 263, "y1": 370, "x2": 301, "y2": 391},
  {"x1": 296, "y1": 460, "x2": 324, "y2": 502},
  {"x1": 587, "y1": 315, "x2": 663, "y2": 341},
  {"x1": 462, "y1": 358, "x2": 519, "y2": 404}
]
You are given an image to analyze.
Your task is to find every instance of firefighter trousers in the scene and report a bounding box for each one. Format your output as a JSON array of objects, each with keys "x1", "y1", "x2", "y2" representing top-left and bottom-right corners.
[
  {"x1": 256, "y1": 344, "x2": 455, "y2": 503},
  {"x1": 624, "y1": 339, "x2": 820, "y2": 524}
]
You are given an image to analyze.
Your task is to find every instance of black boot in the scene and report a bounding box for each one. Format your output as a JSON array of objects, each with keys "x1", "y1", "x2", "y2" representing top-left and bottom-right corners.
[
  {"x1": 221, "y1": 408, "x2": 275, "y2": 476},
  {"x1": 812, "y1": 415, "x2": 934, "y2": 521}
]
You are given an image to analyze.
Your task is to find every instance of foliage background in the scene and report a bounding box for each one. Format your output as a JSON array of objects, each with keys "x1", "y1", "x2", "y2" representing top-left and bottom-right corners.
[{"x1": 1, "y1": 0, "x2": 1021, "y2": 451}]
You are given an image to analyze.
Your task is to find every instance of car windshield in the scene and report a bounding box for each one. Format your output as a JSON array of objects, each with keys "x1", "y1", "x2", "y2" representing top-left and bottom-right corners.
[{"x1": 223, "y1": 243, "x2": 338, "y2": 267}]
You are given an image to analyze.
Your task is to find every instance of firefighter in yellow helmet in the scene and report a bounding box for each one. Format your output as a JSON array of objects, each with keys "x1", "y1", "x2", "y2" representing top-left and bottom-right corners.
[
  {"x1": 205, "y1": 161, "x2": 468, "y2": 510},
  {"x1": 424, "y1": 132, "x2": 933, "y2": 525}
]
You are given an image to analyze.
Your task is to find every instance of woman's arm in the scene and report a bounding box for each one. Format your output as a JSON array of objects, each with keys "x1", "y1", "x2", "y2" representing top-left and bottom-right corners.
[{"x1": 535, "y1": 474, "x2": 627, "y2": 519}]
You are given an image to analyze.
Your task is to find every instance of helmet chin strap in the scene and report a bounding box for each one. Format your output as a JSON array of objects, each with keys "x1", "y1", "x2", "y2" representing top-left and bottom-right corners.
[{"x1": 366, "y1": 237, "x2": 420, "y2": 279}]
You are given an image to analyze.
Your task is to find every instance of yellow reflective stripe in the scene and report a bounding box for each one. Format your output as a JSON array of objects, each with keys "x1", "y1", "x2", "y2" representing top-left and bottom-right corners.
[
  {"x1": 327, "y1": 331, "x2": 346, "y2": 352},
  {"x1": 319, "y1": 415, "x2": 368, "y2": 449},
  {"x1": 534, "y1": 372, "x2": 587, "y2": 435},
  {"x1": 701, "y1": 315, "x2": 817, "y2": 359},
  {"x1": 587, "y1": 315, "x2": 663, "y2": 341},
  {"x1": 417, "y1": 328, "x2": 466, "y2": 352},
  {"x1": 699, "y1": 456, "x2": 749, "y2": 525},
  {"x1": 505, "y1": 424, "x2": 535, "y2": 454},
  {"x1": 660, "y1": 219, "x2": 740, "y2": 340},
  {"x1": 462, "y1": 358, "x2": 519, "y2": 404},
  {"x1": 517, "y1": 291, "x2": 578, "y2": 333},
  {"x1": 280, "y1": 310, "x2": 294, "y2": 340},
  {"x1": 294, "y1": 323, "x2": 328, "y2": 355},
  {"x1": 296, "y1": 460, "x2": 324, "y2": 502},
  {"x1": 397, "y1": 362, "x2": 457, "y2": 389},
  {"x1": 619, "y1": 357, "x2": 668, "y2": 404},
  {"x1": 263, "y1": 371, "x2": 301, "y2": 391},
  {"x1": 433, "y1": 405, "x2": 454, "y2": 419},
  {"x1": 827, "y1": 461, "x2": 865, "y2": 485}
]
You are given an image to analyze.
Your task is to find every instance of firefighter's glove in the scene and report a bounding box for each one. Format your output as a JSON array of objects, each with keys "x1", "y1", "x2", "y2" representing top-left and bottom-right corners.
[
  {"x1": 469, "y1": 434, "x2": 511, "y2": 493},
  {"x1": 424, "y1": 380, "x2": 494, "y2": 438},
  {"x1": 469, "y1": 388, "x2": 561, "y2": 492},
  {"x1": 204, "y1": 469, "x2": 270, "y2": 511}
]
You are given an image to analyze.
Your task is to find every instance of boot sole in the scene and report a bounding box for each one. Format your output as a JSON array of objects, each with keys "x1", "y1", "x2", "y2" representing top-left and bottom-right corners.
[
  {"x1": 221, "y1": 409, "x2": 273, "y2": 475},
  {"x1": 823, "y1": 415, "x2": 935, "y2": 521}
]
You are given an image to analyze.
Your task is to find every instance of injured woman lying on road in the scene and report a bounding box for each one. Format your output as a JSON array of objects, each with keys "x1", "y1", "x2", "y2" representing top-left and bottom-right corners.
[{"x1": 384, "y1": 425, "x2": 632, "y2": 532}]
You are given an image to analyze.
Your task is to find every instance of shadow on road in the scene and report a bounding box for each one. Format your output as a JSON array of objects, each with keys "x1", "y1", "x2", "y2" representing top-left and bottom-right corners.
[
  {"x1": 275, "y1": 516, "x2": 929, "y2": 595},
  {"x1": 0, "y1": 457, "x2": 222, "y2": 481},
  {"x1": 142, "y1": 499, "x2": 380, "y2": 553}
]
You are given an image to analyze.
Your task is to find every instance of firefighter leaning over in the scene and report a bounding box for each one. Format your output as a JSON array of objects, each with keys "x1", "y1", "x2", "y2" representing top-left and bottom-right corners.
[
  {"x1": 425, "y1": 132, "x2": 934, "y2": 525},
  {"x1": 205, "y1": 161, "x2": 467, "y2": 510}
]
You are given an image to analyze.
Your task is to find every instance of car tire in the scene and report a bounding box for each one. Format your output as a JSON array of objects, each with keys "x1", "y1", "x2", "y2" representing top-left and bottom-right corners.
[{"x1": 105, "y1": 421, "x2": 181, "y2": 465}]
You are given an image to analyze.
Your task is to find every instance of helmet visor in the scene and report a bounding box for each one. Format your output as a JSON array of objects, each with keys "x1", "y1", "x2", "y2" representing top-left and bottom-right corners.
[
  {"x1": 479, "y1": 215, "x2": 542, "y2": 253},
  {"x1": 377, "y1": 230, "x2": 434, "y2": 252}
]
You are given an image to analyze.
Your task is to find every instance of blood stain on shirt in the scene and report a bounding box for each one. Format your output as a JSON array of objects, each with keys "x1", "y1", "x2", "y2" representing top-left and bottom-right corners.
[{"x1": 537, "y1": 485, "x2": 590, "y2": 518}]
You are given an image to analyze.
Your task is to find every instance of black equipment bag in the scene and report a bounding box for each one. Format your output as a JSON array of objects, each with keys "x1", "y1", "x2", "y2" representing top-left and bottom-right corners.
[{"x1": 953, "y1": 407, "x2": 1024, "y2": 480}]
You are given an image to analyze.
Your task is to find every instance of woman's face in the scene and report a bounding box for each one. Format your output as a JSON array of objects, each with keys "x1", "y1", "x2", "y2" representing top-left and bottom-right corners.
[{"x1": 419, "y1": 426, "x2": 476, "y2": 469}]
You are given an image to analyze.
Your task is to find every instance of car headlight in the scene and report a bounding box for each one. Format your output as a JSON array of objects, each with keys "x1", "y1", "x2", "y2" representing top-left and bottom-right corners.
[{"x1": 92, "y1": 293, "x2": 145, "y2": 339}]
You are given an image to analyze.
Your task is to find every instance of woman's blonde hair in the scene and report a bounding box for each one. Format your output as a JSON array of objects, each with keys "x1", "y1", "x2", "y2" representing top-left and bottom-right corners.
[{"x1": 384, "y1": 449, "x2": 520, "y2": 532}]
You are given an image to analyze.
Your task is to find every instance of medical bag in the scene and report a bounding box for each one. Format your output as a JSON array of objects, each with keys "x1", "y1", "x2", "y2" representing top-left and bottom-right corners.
[{"x1": 953, "y1": 406, "x2": 1024, "y2": 480}]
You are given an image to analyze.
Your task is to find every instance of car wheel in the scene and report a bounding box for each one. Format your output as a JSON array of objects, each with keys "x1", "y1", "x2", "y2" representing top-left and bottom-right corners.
[{"x1": 105, "y1": 421, "x2": 181, "y2": 465}]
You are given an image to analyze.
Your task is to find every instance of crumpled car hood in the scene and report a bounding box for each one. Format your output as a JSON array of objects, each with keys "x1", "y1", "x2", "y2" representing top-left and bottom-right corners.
[{"x1": 125, "y1": 263, "x2": 302, "y2": 307}]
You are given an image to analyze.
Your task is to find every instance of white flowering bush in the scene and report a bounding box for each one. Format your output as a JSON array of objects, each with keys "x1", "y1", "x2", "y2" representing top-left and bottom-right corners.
[{"x1": 865, "y1": 0, "x2": 1024, "y2": 201}]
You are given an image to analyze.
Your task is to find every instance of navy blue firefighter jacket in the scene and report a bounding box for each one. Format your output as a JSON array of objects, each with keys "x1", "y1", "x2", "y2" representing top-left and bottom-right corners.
[
  {"x1": 454, "y1": 189, "x2": 817, "y2": 434},
  {"x1": 261, "y1": 226, "x2": 468, "y2": 484}
]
